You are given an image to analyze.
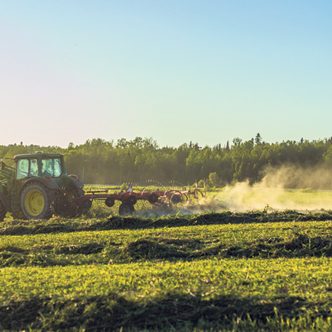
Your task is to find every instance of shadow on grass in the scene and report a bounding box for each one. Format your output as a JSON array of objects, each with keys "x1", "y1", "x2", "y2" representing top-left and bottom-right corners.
[{"x1": 1, "y1": 293, "x2": 330, "y2": 331}]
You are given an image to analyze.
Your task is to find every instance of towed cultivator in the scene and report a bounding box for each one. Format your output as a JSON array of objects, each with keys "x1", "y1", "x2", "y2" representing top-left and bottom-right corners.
[
  {"x1": 0, "y1": 152, "x2": 204, "y2": 220},
  {"x1": 84, "y1": 187, "x2": 204, "y2": 215}
]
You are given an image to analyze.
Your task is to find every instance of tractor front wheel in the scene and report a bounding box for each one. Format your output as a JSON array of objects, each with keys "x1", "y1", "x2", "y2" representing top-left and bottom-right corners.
[
  {"x1": 0, "y1": 201, "x2": 6, "y2": 221},
  {"x1": 20, "y1": 183, "x2": 52, "y2": 220}
]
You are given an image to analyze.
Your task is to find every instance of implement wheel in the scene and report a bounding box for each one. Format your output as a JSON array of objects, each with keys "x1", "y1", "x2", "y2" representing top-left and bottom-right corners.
[
  {"x1": 0, "y1": 201, "x2": 6, "y2": 221},
  {"x1": 119, "y1": 203, "x2": 135, "y2": 216},
  {"x1": 20, "y1": 183, "x2": 52, "y2": 220}
]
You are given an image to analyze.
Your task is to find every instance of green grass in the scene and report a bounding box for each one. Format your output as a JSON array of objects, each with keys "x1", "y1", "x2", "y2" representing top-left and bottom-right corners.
[
  {"x1": 0, "y1": 258, "x2": 331, "y2": 330},
  {"x1": 0, "y1": 221, "x2": 331, "y2": 267},
  {"x1": 1, "y1": 187, "x2": 332, "y2": 330}
]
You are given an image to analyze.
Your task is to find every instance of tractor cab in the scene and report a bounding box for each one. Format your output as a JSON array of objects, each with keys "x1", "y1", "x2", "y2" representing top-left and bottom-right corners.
[{"x1": 14, "y1": 153, "x2": 66, "y2": 180}]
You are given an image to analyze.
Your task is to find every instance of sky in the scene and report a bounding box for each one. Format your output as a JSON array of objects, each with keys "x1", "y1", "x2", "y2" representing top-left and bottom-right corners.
[{"x1": 0, "y1": 0, "x2": 331, "y2": 147}]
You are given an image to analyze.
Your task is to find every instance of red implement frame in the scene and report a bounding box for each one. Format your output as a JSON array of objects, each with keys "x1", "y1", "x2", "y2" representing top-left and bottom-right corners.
[{"x1": 81, "y1": 188, "x2": 204, "y2": 215}]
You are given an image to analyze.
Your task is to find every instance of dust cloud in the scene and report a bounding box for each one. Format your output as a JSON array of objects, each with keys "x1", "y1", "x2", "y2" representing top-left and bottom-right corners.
[
  {"x1": 183, "y1": 165, "x2": 332, "y2": 213},
  {"x1": 134, "y1": 165, "x2": 332, "y2": 217}
]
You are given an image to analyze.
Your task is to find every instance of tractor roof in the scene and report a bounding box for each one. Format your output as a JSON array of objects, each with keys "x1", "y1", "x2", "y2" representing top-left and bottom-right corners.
[{"x1": 14, "y1": 152, "x2": 64, "y2": 161}]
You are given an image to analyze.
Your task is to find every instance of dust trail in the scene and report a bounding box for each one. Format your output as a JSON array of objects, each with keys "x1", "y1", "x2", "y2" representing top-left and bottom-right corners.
[
  {"x1": 135, "y1": 165, "x2": 332, "y2": 216},
  {"x1": 189, "y1": 165, "x2": 332, "y2": 212}
]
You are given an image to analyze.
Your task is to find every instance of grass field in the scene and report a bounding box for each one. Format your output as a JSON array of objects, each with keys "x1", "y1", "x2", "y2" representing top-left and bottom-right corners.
[
  {"x1": 1, "y1": 258, "x2": 331, "y2": 330},
  {"x1": 1, "y1": 221, "x2": 331, "y2": 330},
  {"x1": 0, "y1": 221, "x2": 331, "y2": 267},
  {"x1": 0, "y1": 189, "x2": 332, "y2": 330}
]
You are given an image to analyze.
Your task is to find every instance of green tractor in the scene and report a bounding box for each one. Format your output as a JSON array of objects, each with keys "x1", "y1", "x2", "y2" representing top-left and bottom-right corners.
[{"x1": 0, "y1": 152, "x2": 91, "y2": 221}]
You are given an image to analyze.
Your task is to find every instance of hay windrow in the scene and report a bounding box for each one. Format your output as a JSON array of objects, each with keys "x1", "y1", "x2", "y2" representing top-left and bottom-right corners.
[
  {"x1": 1, "y1": 210, "x2": 332, "y2": 236},
  {"x1": 1, "y1": 233, "x2": 331, "y2": 267},
  {"x1": 0, "y1": 293, "x2": 329, "y2": 331}
]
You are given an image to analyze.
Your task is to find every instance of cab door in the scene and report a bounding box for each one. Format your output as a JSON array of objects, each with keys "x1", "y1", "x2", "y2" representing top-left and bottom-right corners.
[{"x1": 13, "y1": 158, "x2": 39, "y2": 201}]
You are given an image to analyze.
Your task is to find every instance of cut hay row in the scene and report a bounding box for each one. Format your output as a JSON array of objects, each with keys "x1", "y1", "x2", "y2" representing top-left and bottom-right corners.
[
  {"x1": 0, "y1": 258, "x2": 331, "y2": 330},
  {"x1": 0, "y1": 221, "x2": 331, "y2": 267},
  {"x1": 2, "y1": 210, "x2": 332, "y2": 236}
]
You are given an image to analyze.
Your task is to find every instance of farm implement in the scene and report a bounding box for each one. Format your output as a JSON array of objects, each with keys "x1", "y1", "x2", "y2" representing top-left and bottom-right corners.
[
  {"x1": 83, "y1": 187, "x2": 204, "y2": 216},
  {"x1": 0, "y1": 152, "x2": 203, "y2": 220}
]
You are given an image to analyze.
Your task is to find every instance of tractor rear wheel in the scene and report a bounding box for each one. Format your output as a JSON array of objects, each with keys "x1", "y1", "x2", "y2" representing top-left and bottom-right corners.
[
  {"x1": 20, "y1": 183, "x2": 52, "y2": 220},
  {"x1": 0, "y1": 201, "x2": 6, "y2": 221},
  {"x1": 119, "y1": 203, "x2": 135, "y2": 216},
  {"x1": 54, "y1": 189, "x2": 86, "y2": 218}
]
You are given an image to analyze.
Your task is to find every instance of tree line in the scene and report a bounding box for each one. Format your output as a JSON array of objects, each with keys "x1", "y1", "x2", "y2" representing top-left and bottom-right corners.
[{"x1": 1, "y1": 134, "x2": 332, "y2": 186}]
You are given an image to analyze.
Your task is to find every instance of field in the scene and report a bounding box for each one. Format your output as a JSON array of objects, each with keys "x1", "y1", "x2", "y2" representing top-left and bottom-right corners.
[{"x1": 0, "y1": 188, "x2": 332, "y2": 330}]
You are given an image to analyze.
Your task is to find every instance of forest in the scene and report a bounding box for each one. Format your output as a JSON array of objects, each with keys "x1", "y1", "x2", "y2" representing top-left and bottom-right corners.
[{"x1": 1, "y1": 134, "x2": 332, "y2": 186}]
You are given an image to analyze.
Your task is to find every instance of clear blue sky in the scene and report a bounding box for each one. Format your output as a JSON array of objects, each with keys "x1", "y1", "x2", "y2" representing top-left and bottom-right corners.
[{"x1": 0, "y1": 0, "x2": 331, "y2": 147}]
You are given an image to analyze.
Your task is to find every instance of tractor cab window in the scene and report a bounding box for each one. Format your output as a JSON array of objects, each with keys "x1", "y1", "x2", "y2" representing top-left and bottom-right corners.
[
  {"x1": 17, "y1": 159, "x2": 29, "y2": 179},
  {"x1": 41, "y1": 158, "x2": 62, "y2": 177},
  {"x1": 53, "y1": 158, "x2": 62, "y2": 177},
  {"x1": 17, "y1": 159, "x2": 40, "y2": 179},
  {"x1": 30, "y1": 159, "x2": 38, "y2": 177}
]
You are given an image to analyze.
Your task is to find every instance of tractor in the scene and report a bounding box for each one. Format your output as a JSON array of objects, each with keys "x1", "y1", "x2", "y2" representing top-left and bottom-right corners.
[
  {"x1": 0, "y1": 152, "x2": 204, "y2": 221},
  {"x1": 0, "y1": 152, "x2": 91, "y2": 221}
]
